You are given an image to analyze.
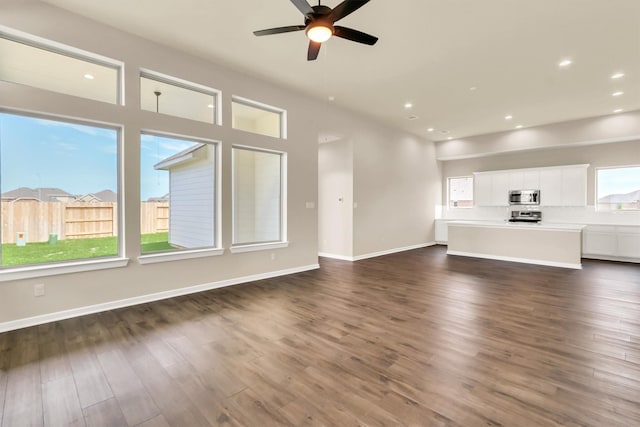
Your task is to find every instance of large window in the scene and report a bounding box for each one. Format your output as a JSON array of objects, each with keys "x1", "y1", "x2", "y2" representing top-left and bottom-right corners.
[
  {"x1": 448, "y1": 176, "x2": 474, "y2": 208},
  {"x1": 140, "y1": 133, "x2": 219, "y2": 254},
  {"x1": 232, "y1": 146, "x2": 286, "y2": 247},
  {"x1": 140, "y1": 70, "x2": 220, "y2": 124},
  {"x1": 596, "y1": 166, "x2": 640, "y2": 211},
  {"x1": 232, "y1": 96, "x2": 286, "y2": 139},
  {"x1": 0, "y1": 32, "x2": 121, "y2": 104},
  {"x1": 0, "y1": 112, "x2": 120, "y2": 267}
]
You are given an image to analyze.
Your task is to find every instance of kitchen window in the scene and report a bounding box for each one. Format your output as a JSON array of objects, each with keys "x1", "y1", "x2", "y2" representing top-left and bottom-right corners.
[
  {"x1": 448, "y1": 176, "x2": 474, "y2": 208},
  {"x1": 596, "y1": 166, "x2": 640, "y2": 211}
]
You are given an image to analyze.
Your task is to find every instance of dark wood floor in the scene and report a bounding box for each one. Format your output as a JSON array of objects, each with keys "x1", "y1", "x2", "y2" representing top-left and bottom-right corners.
[{"x1": 1, "y1": 246, "x2": 639, "y2": 426}]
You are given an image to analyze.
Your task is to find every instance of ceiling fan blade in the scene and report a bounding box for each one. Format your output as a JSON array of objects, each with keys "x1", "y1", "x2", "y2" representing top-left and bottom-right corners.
[
  {"x1": 329, "y1": 0, "x2": 371, "y2": 22},
  {"x1": 290, "y1": 0, "x2": 314, "y2": 18},
  {"x1": 334, "y1": 26, "x2": 378, "y2": 45},
  {"x1": 307, "y1": 41, "x2": 321, "y2": 61},
  {"x1": 254, "y1": 25, "x2": 306, "y2": 36}
]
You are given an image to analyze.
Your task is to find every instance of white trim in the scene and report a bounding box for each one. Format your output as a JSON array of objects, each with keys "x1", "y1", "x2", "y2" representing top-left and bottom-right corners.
[
  {"x1": 446, "y1": 250, "x2": 582, "y2": 269},
  {"x1": 0, "y1": 257, "x2": 129, "y2": 282},
  {"x1": 231, "y1": 95, "x2": 287, "y2": 139},
  {"x1": 318, "y1": 252, "x2": 355, "y2": 261},
  {"x1": 138, "y1": 248, "x2": 224, "y2": 264},
  {"x1": 230, "y1": 241, "x2": 289, "y2": 253},
  {"x1": 0, "y1": 263, "x2": 319, "y2": 333},
  {"x1": 353, "y1": 243, "x2": 435, "y2": 261},
  {"x1": 319, "y1": 243, "x2": 435, "y2": 262},
  {"x1": 582, "y1": 254, "x2": 639, "y2": 264}
]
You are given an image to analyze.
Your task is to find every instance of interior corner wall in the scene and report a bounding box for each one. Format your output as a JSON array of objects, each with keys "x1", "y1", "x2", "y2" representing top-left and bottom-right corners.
[
  {"x1": 352, "y1": 129, "x2": 440, "y2": 257},
  {"x1": 318, "y1": 139, "x2": 354, "y2": 258}
]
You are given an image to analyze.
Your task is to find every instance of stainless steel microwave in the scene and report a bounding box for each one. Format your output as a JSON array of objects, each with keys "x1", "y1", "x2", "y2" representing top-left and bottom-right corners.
[{"x1": 509, "y1": 189, "x2": 540, "y2": 205}]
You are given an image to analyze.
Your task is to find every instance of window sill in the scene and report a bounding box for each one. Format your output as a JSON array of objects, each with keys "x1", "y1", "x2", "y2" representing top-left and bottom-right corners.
[
  {"x1": 0, "y1": 257, "x2": 129, "y2": 282},
  {"x1": 138, "y1": 247, "x2": 224, "y2": 264},
  {"x1": 230, "y1": 241, "x2": 289, "y2": 254}
]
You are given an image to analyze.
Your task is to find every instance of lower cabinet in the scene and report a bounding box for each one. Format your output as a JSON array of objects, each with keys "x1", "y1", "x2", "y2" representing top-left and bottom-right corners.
[
  {"x1": 583, "y1": 225, "x2": 640, "y2": 261},
  {"x1": 435, "y1": 220, "x2": 448, "y2": 243}
]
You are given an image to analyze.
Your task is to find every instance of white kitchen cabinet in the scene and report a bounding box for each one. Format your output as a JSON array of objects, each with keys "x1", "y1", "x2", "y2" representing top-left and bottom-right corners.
[
  {"x1": 474, "y1": 172, "x2": 509, "y2": 206},
  {"x1": 539, "y1": 168, "x2": 562, "y2": 206},
  {"x1": 561, "y1": 166, "x2": 587, "y2": 206},
  {"x1": 491, "y1": 172, "x2": 510, "y2": 206},
  {"x1": 435, "y1": 220, "x2": 448, "y2": 243},
  {"x1": 474, "y1": 173, "x2": 493, "y2": 206},
  {"x1": 583, "y1": 225, "x2": 640, "y2": 261},
  {"x1": 509, "y1": 170, "x2": 540, "y2": 190}
]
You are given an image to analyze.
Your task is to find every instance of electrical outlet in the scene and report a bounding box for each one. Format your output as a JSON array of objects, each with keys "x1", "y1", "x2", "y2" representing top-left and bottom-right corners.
[
  {"x1": 34, "y1": 283, "x2": 45, "y2": 297},
  {"x1": 270, "y1": 253, "x2": 276, "y2": 261}
]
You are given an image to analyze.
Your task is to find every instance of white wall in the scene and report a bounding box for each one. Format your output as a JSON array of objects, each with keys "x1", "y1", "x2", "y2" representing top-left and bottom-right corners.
[{"x1": 317, "y1": 109, "x2": 441, "y2": 259}]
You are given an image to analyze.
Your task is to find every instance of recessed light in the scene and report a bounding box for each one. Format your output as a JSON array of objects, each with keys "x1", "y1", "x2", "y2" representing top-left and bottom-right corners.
[
  {"x1": 613, "y1": 109, "x2": 623, "y2": 113},
  {"x1": 612, "y1": 91, "x2": 624, "y2": 97},
  {"x1": 558, "y1": 59, "x2": 572, "y2": 68},
  {"x1": 447, "y1": 137, "x2": 453, "y2": 140},
  {"x1": 84, "y1": 73, "x2": 95, "y2": 80},
  {"x1": 404, "y1": 102, "x2": 413, "y2": 109},
  {"x1": 328, "y1": 95, "x2": 335, "y2": 101},
  {"x1": 505, "y1": 115, "x2": 513, "y2": 120},
  {"x1": 469, "y1": 87, "x2": 477, "y2": 91},
  {"x1": 611, "y1": 72, "x2": 625, "y2": 79},
  {"x1": 515, "y1": 125, "x2": 523, "y2": 129},
  {"x1": 207, "y1": 104, "x2": 214, "y2": 109},
  {"x1": 427, "y1": 128, "x2": 434, "y2": 132}
]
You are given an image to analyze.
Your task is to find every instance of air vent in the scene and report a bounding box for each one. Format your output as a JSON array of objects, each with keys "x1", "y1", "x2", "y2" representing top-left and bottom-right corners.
[{"x1": 407, "y1": 115, "x2": 419, "y2": 120}]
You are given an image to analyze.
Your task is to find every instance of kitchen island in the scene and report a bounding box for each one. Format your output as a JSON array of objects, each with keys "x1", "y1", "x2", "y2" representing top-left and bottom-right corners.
[{"x1": 447, "y1": 221, "x2": 586, "y2": 269}]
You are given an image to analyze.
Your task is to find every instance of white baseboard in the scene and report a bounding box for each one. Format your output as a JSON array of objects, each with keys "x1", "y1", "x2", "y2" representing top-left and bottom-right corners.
[
  {"x1": 320, "y1": 242, "x2": 435, "y2": 262},
  {"x1": 582, "y1": 254, "x2": 639, "y2": 263},
  {"x1": 447, "y1": 250, "x2": 582, "y2": 269},
  {"x1": 0, "y1": 264, "x2": 320, "y2": 333}
]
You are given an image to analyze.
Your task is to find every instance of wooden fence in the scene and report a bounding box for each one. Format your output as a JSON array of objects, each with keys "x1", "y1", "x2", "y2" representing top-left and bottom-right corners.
[{"x1": 1, "y1": 200, "x2": 169, "y2": 244}]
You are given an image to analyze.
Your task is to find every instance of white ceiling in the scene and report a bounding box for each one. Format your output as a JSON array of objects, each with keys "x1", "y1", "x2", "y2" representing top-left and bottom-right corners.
[{"x1": 42, "y1": 0, "x2": 640, "y2": 141}]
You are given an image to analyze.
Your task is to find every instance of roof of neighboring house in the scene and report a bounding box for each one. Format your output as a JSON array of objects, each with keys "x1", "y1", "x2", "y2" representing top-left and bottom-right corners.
[
  {"x1": 598, "y1": 189, "x2": 640, "y2": 204},
  {"x1": 147, "y1": 193, "x2": 169, "y2": 202},
  {"x1": 154, "y1": 143, "x2": 207, "y2": 170},
  {"x1": 94, "y1": 189, "x2": 117, "y2": 203},
  {"x1": 1, "y1": 187, "x2": 73, "y2": 201}
]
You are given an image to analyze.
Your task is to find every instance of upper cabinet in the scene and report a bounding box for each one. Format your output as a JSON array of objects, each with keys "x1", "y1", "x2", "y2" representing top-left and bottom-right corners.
[{"x1": 474, "y1": 164, "x2": 588, "y2": 207}]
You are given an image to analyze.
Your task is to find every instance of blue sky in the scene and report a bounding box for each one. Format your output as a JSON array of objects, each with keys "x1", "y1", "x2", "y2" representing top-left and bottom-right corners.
[{"x1": 1, "y1": 113, "x2": 194, "y2": 201}]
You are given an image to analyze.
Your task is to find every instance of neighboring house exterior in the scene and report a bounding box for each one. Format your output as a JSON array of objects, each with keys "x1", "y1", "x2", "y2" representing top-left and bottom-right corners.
[
  {"x1": 1, "y1": 187, "x2": 74, "y2": 202},
  {"x1": 154, "y1": 143, "x2": 215, "y2": 249}
]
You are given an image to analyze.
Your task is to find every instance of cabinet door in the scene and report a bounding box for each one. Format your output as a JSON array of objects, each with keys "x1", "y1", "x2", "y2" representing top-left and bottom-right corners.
[
  {"x1": 508, "y1": 172, "x2": 524, "y2": 190},
  {"x1": 435, "y1": 220, "x2": 448, "y2": 243},
  {"x1": 475, "y1": 174, "x2": 492, "y2": 206},
  {"x1": 523, "y1": 170, "x2": 540, "y2": 189},
  {"x1": 539, "y1": 169, "x2": 562, "y2": 206},
  {"x1": 491, "y1": 172, "x2": 510, "y2": 206},
  {"x1": 561, "y1": 167, "x2": 587, "y2": 206},
  {"x1": 584, "y1": 232, "x2": 617, "y2": 255}
]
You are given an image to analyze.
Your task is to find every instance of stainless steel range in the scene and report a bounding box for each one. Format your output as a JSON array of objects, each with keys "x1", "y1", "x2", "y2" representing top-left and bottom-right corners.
[{"x1": 509, "y1": 210, "x2": 542, "y2": 223}]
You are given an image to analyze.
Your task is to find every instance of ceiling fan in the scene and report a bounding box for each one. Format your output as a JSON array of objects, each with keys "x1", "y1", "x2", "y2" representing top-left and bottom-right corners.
[{"x1": 253, "y1": 0, "x2": 378, "y2": 61}]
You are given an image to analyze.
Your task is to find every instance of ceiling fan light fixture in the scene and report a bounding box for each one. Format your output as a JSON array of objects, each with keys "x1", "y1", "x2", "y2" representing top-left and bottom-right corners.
[{"x1": 306, "y1": 22, "x2": 333, "y2": 43}]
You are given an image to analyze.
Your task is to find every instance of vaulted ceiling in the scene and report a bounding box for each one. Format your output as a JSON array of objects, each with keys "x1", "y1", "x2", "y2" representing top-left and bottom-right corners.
[{"x1": 43, "y1": 0, "x2": 640, "y2": 141}]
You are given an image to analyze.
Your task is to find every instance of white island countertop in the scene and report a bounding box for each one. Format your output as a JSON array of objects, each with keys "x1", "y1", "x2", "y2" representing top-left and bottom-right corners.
[{"x1": 447, "y1": 220, "x2": 586, "y2": 232}]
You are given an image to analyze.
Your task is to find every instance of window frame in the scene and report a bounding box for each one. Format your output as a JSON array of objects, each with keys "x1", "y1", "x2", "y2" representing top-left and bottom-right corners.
[
  {"x1": 231, "y1": 95, "x2": 287, "y2": 139},
  {"x1": 138, "y1": 130, "x2": 223, "y2": 264},
  {"x1": 447, "y1": 175, "x2": 474, "y2": 209},
  {"x1": 0, "y1": 108, "x2": 127, "y2": 281},
  {"x1": 230, "y1": 145, "x2": 288, "y2": 253},
  {"x1": 595, "y1": 165, "x2": 640, "y2": 212},
  {"x1": 0, "y1": 25, "x2": 124, "y2": 105},
  {"x1": 139, "y1": 69, "x2": 222, "y2": 125}
]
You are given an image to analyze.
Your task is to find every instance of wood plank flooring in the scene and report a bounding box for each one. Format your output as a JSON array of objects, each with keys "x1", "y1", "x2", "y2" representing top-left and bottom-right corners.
[{"x1": 1, "y1": 245, "x2": 639, "y2": 426}]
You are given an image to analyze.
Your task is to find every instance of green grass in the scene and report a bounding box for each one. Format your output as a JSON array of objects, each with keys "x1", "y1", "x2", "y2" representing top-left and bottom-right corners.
[{"x1": 1, "y1": 232, "x2": 172, "y2": 266}]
